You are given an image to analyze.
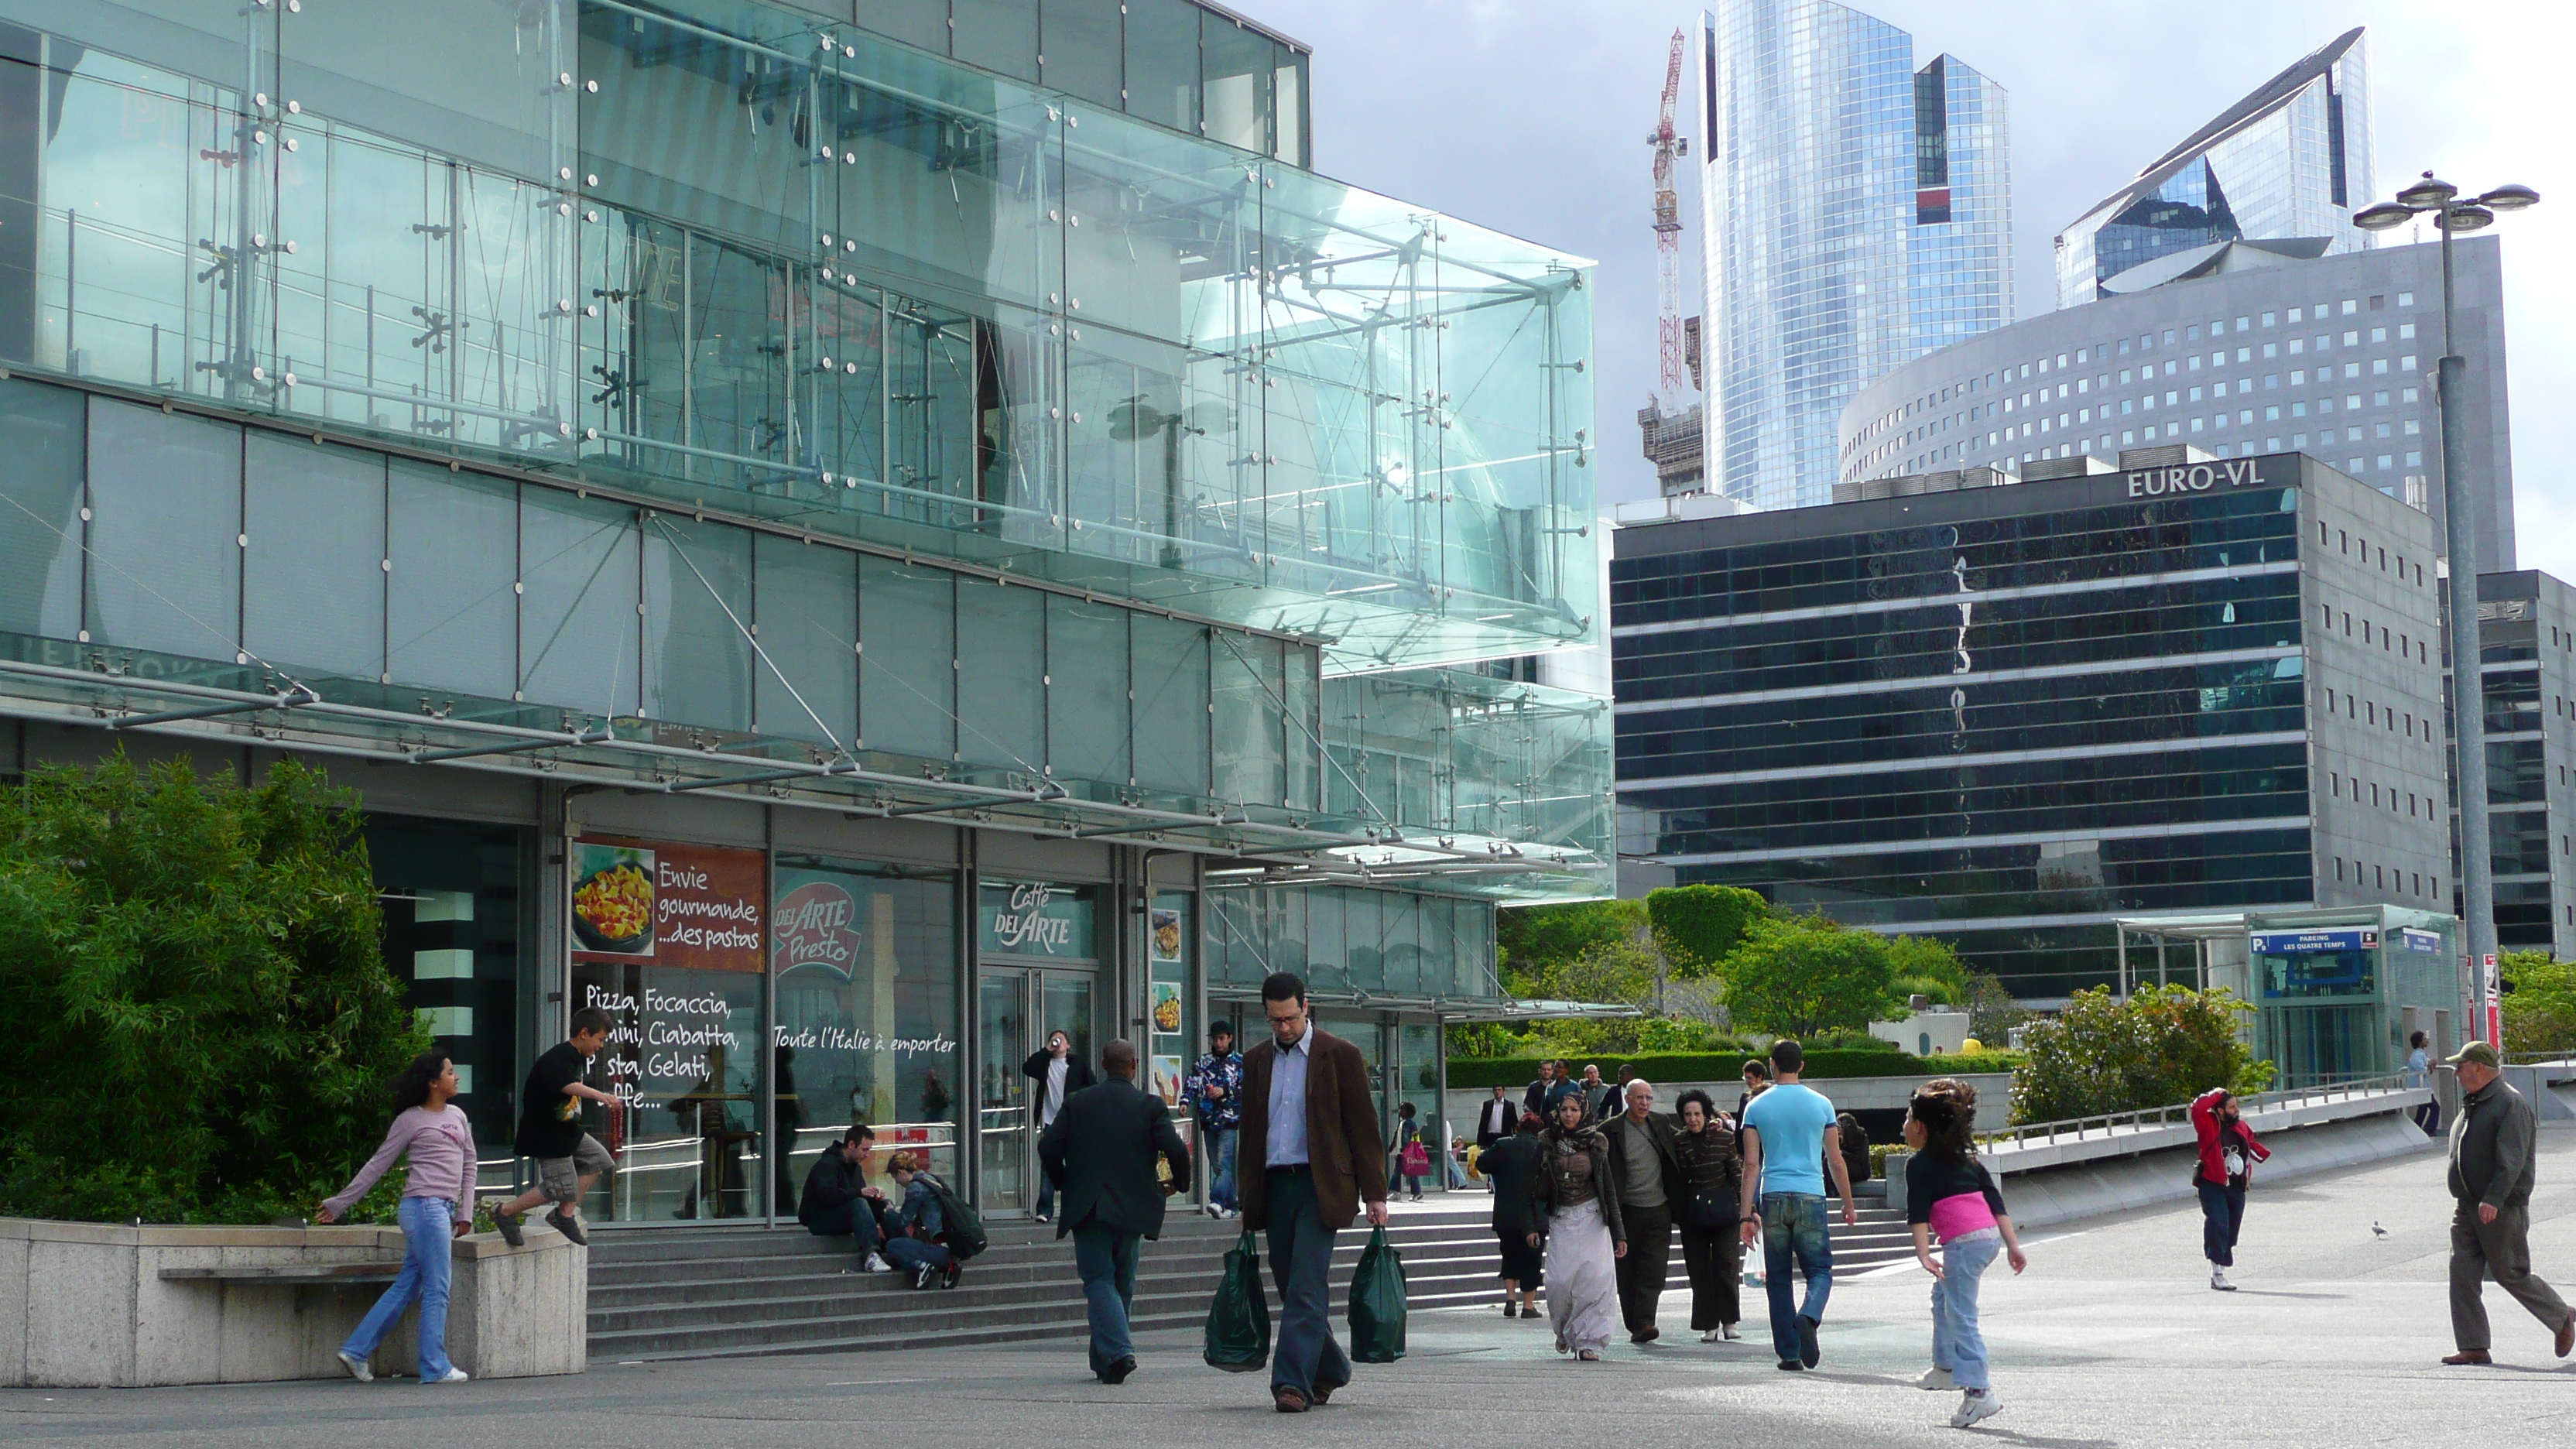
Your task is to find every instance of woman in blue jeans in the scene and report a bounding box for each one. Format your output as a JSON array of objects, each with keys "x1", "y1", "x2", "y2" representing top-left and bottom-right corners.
[
  {"x1": 316, "y1": 1052, "x2": 478, "y2": 1383},
  {"x1": 1904, "y1": 1080, "x2": 2027, "y2": 1430}
]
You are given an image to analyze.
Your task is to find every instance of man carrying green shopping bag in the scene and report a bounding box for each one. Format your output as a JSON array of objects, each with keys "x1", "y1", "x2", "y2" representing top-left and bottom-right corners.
[{"x1": 1238, "y1": 971, "x2": 1389, "y2": 1413}]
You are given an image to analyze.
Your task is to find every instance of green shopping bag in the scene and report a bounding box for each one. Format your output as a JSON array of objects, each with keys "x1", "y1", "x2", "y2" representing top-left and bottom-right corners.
[
  {"x1": 1346, "y1": 1224, "x2": 1407, "y2": 1363},
  {"x1": 1203, "y1": 1229, "x2": 1271, "y2": 1372}
]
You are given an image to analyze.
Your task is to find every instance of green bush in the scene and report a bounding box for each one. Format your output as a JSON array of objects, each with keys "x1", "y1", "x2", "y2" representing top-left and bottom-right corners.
[
  {"x1": 1445, "y1": 1048, "x2": 2024, "y2": 1091},
  {"x1": 1646, "y1": 885, "x2": 1767, "y2": 978},
  {"x1": 2008, "y1": 985, "x2": 2266, "y2": 1126},
  {"x1": 1719, "y1": 913, "x2": 1906, "y2": 1037},
  {"x1": 2502, "y1": 951, "x2": 2576, "y2": 1055},
  {"x1": 0, "y1": 752, "x2": 426, "y2": 1223}
]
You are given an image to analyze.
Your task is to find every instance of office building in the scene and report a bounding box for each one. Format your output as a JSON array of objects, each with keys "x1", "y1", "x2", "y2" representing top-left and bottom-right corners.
[
  {"x1": 1838, "y1": 236, "x2": 2516, "y2": 578},
  {"x1": 1612, "y1": 449, "x2": 2452, "y2": 1004},
  {"x1": 1696, "y1": 0, "x2": 2010, "y2": 513},
  {"x1": 0, "y1": 0, "x2": 1611, "y2": 1225},
  {"x1": 2470, "y1": 571, "x2": 2576, "y2": 959},
  {"x1": 2055, "y1": 29, "x2": 2372, "y2": 310}
]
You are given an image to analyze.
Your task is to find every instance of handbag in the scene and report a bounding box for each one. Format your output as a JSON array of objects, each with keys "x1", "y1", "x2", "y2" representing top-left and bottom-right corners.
[
  {"x1": 1202, "y1": 1230, "x2": 1272, "y2": 1372},
  {"x1": 1399, "y1": 1139, "x2": 1431, "y2": 1176}
]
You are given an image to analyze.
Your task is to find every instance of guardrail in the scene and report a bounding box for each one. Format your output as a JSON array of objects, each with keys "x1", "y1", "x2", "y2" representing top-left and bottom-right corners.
[{"x1": 1977, "y1": 1071, "x2": 2413, "y2": 1153}]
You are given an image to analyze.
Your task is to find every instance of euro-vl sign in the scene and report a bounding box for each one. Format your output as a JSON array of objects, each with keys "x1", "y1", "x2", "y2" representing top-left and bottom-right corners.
[{"x1": 2125, "y1": 458, "x2": 2261, "y2": 498}]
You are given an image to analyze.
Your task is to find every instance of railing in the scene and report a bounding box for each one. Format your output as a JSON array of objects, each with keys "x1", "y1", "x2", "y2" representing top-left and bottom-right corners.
[{"x1": 1977, "y1": 1071, "x2": 2413, "y2": 1154}]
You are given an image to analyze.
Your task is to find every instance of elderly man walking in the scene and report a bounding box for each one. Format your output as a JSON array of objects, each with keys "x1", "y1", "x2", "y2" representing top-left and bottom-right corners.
[
  {"x1": 1040, "y1": 1039, "x2": 1191, "y2": 1384},
  {"x1": 2441, "y1": 1041, "x2": 2575, "y2": 1365},
  {"x1": 1605, "y1": 1077, "x2": 1681, "y2": 1342}
]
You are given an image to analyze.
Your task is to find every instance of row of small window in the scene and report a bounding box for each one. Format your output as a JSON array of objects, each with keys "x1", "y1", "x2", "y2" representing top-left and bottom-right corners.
[
  {"x1": 2317, "y1": 683, "x2": 2437, "y2": 741},
  {"x1": 2326, "y1": 772, "x2": 2439, "y2": 821},
  {"x1": 1873, "y1": 379, "x2": 2420, "y2": 475},
  {"x1": 2332, "y1": 858, "x2": 2440, "y2": 903},
  {"x1": 1854, "y1": 290, "x2": 2417, "y2": 453},
  {"x1": 2320, "y1": 522, "x2": 2427, "y2": 586},
  {"x1": 1937, "y1": 430, "x2": 2424, "y2": 479}
]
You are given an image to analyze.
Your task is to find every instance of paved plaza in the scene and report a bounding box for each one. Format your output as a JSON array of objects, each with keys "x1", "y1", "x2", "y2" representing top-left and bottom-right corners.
[{"x1": 6, "y1": 1132, "x2": 2571, "y2": 1448}]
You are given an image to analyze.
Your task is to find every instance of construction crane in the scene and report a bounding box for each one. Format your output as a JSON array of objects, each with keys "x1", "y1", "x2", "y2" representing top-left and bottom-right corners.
[{"x1": 1649, "y1": 27, "x2": 1690, "y2": 405}]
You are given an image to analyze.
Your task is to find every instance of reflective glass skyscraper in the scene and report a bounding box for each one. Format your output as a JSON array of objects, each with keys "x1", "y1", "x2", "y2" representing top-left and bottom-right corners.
[
  {"x1": 2056, "y1": 29, "x2": 2372, "y2": 310},
  {"x1": 1697, "y1": 0, "x2": 2010, "y2": 512}
]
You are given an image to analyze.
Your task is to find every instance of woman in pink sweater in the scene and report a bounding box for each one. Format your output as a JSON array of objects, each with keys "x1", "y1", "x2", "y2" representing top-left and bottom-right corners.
[{"x1": 316, "y1": 1052, "x2": 479, "y2": 1383}]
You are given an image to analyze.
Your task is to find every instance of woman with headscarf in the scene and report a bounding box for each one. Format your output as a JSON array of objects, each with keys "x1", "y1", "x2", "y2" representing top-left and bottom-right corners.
[{"x1": 1528, "y1": 1091, "x2": 1626, "y2": 1361}]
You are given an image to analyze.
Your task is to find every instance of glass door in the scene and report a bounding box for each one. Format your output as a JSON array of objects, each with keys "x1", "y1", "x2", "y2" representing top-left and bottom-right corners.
[{"x1": 977, "y1": 967, "x2": 1095, "y2": 1214}]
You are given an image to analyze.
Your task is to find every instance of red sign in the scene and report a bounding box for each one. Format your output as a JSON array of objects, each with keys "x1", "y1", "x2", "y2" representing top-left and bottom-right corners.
[
  {"x1": 570, "y1": 836, "x2": 766, "y2": 973},
  {"x1": 772, "y1": 879, "x2": 862, "y2": 979}
]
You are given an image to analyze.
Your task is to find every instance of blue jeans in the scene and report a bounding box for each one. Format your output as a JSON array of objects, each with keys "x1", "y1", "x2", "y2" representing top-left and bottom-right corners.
[
  {"x1": 808, "y1": 1201, "x2": 882, "y2": 1257},
  {"x1": 1760, "y1": 1192, "x2": 1834, "y2": 1365},
  {"x1": 1072, "y1": 1225, "x2": 1141, "y2": 1374},
  {"x1": 1930, "y1": 1232, "x2": 2001, "y2": 1391},
  {"x1": 1205, "y1": 1127, "x2": 1238, "y2": 1212},
  {"x1": 1263, "y1": 1168, "x2": 1349, "y2": 1399},
  {"x1": 883, "y1": 1235, "x2": 953, "y2": 1273},
  {"x1": 2197, "y1": 1179, "x2": 2245, "y2": 1266},
  {"x1": 341, "y1": 1195, "x2": 456, "y2": 1380}
]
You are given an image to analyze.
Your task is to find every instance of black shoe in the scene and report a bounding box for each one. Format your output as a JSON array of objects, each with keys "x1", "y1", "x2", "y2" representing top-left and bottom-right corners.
[
  {"x1": 490, "y1": 1208, "x2": 524, "y2": 1248},
  {"x1": 543, "y1": 1209, "x2": 588, "y2": 1247},
  {"x1": 1797, "y1": 1315, "x2": 1821, "y2": 1368},
  {"x1": 912, "y1": 1265, "x2": 937, "y2": 1290},
  {"x1": 1776, "y1": 1360, "x2": 1805, "y2": 1372},
  {"x1": 1099, "y1": 1356, "x2": 1136, "y2": 1385},
  {"x1": 942, "y1": 1261, "x2": 962, "y2": 1290}
]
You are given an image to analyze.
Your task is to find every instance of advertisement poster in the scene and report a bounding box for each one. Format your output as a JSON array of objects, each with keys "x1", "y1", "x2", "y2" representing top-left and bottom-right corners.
[
  {"x1": 1150, "y1": 1053, "x2": 1186, "y2": 1108},
  {"x1": 1149, "y1": 906, "x2": 1183, "y2": 962},
  {"x1": 571, "y1": 837, "x2": 766, "y2": 972},
  {"x1": 1150, "y1": 980, "x2": 1184, "y2": 1037}
]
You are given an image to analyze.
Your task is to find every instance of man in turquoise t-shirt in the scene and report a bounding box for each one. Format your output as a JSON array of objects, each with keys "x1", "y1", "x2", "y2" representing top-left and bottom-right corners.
[{"x1": 1736, "y1": 1039, "x2": 1858, "y2": 1371}]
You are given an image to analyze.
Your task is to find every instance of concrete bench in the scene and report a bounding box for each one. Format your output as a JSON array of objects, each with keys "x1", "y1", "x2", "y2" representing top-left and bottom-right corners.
[{"x1": 158, "y1": 1262, "x2": 405, "y2": 1286}]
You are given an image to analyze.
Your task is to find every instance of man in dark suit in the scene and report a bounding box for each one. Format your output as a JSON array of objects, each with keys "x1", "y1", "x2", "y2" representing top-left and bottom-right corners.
[
  {"x1": 1039, "y1": 1038, "x2": 1190, "y2": 1385},
  {"x1": 1475, "y1": 1086, "x2": 1516, "y2": 1153},
  {"x1": 1604, "y1": 1077, "x2": 1684, "y2": 1342},
  {"x1": 1238, "y1": 971, "x2": 1387, "y2": 1414}
]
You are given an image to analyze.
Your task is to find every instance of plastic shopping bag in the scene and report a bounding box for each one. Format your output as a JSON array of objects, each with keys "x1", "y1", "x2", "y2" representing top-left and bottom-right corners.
[
  {"x1": 1346, "y1": 1225, "x2": 1408, "y2": 1363},
  {"x1": 1203, "y1": 1229, "x2": 1271, "y2": 1372}
]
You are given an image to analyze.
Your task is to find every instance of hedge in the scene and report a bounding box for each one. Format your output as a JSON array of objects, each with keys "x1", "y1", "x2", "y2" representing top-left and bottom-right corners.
[{"x1": 1444, "y1": 1049, "x2": 2023, "y2": 1091}]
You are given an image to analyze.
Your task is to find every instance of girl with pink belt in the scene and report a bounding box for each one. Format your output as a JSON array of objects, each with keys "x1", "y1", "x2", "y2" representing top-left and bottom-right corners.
[{"x1": 1904, "y1": 1079, "x2": 2027, "y2": 1430}]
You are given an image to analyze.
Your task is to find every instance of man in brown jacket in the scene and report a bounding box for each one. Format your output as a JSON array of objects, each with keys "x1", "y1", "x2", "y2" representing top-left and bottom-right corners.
[{"x1": 1238, "y1": 971, "x2": 1388, "y2": 1413}]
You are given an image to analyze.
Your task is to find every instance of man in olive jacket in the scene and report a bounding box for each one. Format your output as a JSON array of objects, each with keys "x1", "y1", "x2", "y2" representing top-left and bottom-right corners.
[
  {"x1": 1238, "y1": 971, "x2": 1388, "y2": 1414},
  {"x1": 1040, "y1": 1040, "x2": 1190, "y2": 1385},
  {"x1": 2441, "y1": 1041, "x2": 2574, "y2": 1364},
  {"x1": 1604, "y1": 1077, "x2": 1684, "y2": 1342}
]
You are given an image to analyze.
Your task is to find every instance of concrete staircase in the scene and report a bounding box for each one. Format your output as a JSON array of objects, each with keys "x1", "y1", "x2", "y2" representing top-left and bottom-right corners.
[{"x1": 585, "y1": 1197, "x2": 1917, "y2": 1363}]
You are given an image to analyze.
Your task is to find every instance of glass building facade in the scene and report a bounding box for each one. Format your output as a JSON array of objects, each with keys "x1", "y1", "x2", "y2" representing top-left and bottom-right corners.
[
  {"x1": 1696, "y1": 0, "x2": 2009, "y2": 513},
  {"x1": 0, "y1": 0, "x2": 1609, "y2": 1225},
  {"x1": 1612, "y1": 450, "x2": 2451, "y2": 1001},
  {"x1": 2055, "y1": 28, "x2": 2372, "y2": 310},
  {"x1": 2465, "y1": 572, "x2": 2576, "y2": 959}
]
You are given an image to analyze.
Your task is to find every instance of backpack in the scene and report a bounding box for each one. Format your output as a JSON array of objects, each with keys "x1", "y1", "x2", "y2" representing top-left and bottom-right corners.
[{"x1": 923, "y1": 1174, "x2": 987, "y2": 1260}]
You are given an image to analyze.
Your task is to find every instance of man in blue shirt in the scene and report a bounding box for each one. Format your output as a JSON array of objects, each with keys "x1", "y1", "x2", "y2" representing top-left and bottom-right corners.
[
  {"x1": 1735, "y1": 1039, "x2": 1858, "y2": 1371},
  {"x1": 1187, "y1": 1023, "x2": 1244, "y2": 1217}
]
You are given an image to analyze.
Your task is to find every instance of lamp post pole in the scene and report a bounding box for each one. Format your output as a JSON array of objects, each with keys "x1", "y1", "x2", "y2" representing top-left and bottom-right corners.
[{"x1": 2355, "y1": 173, "x2": 2540, "y2": 1047}]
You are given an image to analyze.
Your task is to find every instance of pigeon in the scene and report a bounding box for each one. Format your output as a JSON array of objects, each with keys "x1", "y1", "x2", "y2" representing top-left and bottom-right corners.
[{"x1": 2372, "y1": 1222, "x2": 2388, "y2": 1238}]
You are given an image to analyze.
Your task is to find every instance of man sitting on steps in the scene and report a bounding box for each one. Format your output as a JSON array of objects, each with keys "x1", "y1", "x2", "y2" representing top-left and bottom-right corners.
[{"x1": 798, "y1": 1125, "x2": 893, "y2": 1273}]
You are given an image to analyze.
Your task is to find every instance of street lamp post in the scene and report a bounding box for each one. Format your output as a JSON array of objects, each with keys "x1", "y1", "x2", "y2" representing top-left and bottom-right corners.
[{"x1": 2354, "y1": 173, "x2": 2540, "y2": 1045}]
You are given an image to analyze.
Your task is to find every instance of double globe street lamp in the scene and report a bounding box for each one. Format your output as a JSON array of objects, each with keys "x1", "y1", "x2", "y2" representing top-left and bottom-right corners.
[{"x1": 2353, "y1": 173, "x2": 2539, "y2": 1041}]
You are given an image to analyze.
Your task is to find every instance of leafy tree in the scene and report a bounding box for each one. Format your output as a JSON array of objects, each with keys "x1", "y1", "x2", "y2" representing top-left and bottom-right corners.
[
  {"x1": 1961, "y1": 971, "x2": 2031, "y2": 1047},
  {"x1": 1886, "y1": 934, "x2": 1971, "y2": 1004},
  {"x1": 1515, "y1": 937, "x2": 1660, "y2": 1009},
  {"x1": 0, "y1": 753, "x2": 425, "y2": 1222},
  {"x1": 1718, "y1": 913, "x2": 1905, "y2": 1038},
  {"x1": 1498, "y1": 899, "x2": 1645, "y2": 978},
  {"x1": 2008, "y1": 985, "x2": 2266, "y2": 1125},
  {"x1": 2501, "y1": 951, "x2": 2576, "y2": 1055},
  {"x1": 1646, "y1": 885, "x2": 1769, "y2": 978}
]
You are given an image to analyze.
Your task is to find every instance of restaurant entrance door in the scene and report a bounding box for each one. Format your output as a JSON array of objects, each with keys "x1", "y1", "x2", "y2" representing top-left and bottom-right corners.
[{"x1": 976, "y1": 968, "x2": 1095, "y2": 1215}]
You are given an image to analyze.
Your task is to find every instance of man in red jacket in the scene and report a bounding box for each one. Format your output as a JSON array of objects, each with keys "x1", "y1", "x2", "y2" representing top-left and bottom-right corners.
[{"x1": 2191, "y1": 1088, "x2": 2269, "y2": 1291}]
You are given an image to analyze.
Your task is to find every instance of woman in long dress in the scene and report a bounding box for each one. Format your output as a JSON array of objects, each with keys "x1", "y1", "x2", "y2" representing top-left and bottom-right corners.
[{"x1": 1529, "y1": 1091, "x2": 1626, "y2": 1360}]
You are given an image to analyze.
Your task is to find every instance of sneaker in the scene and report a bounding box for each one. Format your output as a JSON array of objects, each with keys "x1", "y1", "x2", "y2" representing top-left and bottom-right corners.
[
  {"x1": 334, "y1": 1350, "x2": 373, "y2": 1383},
  {"x1": 2209, "y1": 1268, "x2": 2236, "y2": 1292},
  {"x1": 1098, "y1": 1355, "x2": 1136, "y2": 1385},
  {"x1": 544, "y1": 1209, "x2": 588, "y2": 1247},
  {"x1": 912, "y1": 1264, "x2": 937, "y2": 1290},
  {"x1": 1797, "y1": 1315, "x2": 1821, "y2": 1368},
  {"x1": 1699, "y1": 1328, "x2": 1722, "y2": 1343},
  {"x1": 1917, "y1": 1366, "x2": 1955, "y2": 1391},
  {"x1": 941, "y1": 1261, "x2": 963, "y2": 1290},
  {"x1": 1206, "y1": 1204, "x2": 1224, "y2": 1218},
  {"x1": 864, "y1": 1253, "x2": 893, "y2": 1273},
  {"x1": 490, "y1": 1207, "x2": 525, "y2": 1248},
  {"x1": 1033, "y1": 1211, "x2": 1053, "y2": 1224},
  {"x1": 1950, "y1": 1390, "x2": 2002, "y2": 1428},
  {"x1": 426, "y1": 1368, "x2": 471, "y2": 1386}
]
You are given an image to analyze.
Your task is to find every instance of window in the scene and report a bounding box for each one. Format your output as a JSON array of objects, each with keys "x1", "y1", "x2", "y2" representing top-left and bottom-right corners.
[
  {"x1": 2342, "y1": 300, "x2": 2358, "y2": 315},
  {"x1": 2398, "y1": 292, "x2": 2414, "y2": 307}
]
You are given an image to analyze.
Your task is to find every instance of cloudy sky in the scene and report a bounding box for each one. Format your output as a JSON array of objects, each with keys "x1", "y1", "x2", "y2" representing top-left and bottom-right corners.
[{"x1": 1282, "y1": 0, "x2": 2575, "y2": 576}]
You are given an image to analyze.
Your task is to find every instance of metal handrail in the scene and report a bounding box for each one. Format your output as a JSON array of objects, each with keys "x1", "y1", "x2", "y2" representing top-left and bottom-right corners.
[{"x1": 1977, "y1": 1071, "x2": 2414, "y2": 1153}]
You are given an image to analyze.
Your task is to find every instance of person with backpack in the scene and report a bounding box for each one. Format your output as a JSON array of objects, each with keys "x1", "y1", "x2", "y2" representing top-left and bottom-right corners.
[
  {"x1": 882, "y1": 1153, "x2": 966, "y2": 1289},
  {"x1": 1039, "y1": 1038, "x2": 1192, "y2": 1384},
  {"x1": 315, "y1": 1052, "x2": 477, "y2": 1384}
]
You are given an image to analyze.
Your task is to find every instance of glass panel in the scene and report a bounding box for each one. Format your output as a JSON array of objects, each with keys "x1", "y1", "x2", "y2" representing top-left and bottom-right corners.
[
  {"x1": 773, "y1": 857, "x2": 962, "y2": 1199},
  {"x1": 642, "y1": 515, "x2": 753, "y2": 731},
  {"x1": 387, "y1": 461, "x2": 517, "y2": 700},
  {"x1": 243, "y1": 433, "x2": 383, "y2": 682},
  {"x1": 518, "y1": 487, "x2": 638, "y2": 716},
  {"x1": 366, "y1": 814, "x2": 526, "y2": 1160},
  {"x1": 1130, "y1": 610, "x2": 1207, "y2": 796},
  {"x1": 1272, "y1": 43, "x2": 1307, "y2": 167},
  {"x1": 1122, "y1": 0, "x2": 1197, "y2": 135},
  {"x1": 954, "y1": 574, "x2": 1044, "y2": 774},
  {"x1": 976, "y1": 971, "x2": 1027, "y2": 1212},
  {"x1": 751, "y1": 533, "x2": 857, "y2": 747},
  {"x1": 85, "y1": 398, "x2": 239, "y2": 662},
  {"x1": 0, "y1": 376, "x2": 85, "y2": 640},
  {"x1": 279, "y1": 0, "x2": 572, "y2": 181},
  {"x1": 979, "y1": 879, "x2": 1098, "y2": 960},
  {"x1": 1199, "y1": 11, "x2": 1269, "y2": 155},
  {"x1": 1044, "y1": 593, "x2": 1127, "y2": 787},
  {"x1": 951, "y1": 0, "x2": 1037, "y2": 83},
  {"x1": 855, "y1": 0, "x2": 954, "y2": 55},
  {"x1": 1315, "y1": 1009, "x2": 1382, "y2": 1129},
  {"x1": 1212, "y1": 631, "x2": 1283, "y2": 807},
  {"x1": 858, "y1": 553, "x2": 954, "y2": 760},
  {"x1": 578, "y1": 5, "x2": 809, "y2": 253},
  {"x1": 1040, "y1": 0, "x2": 1121, "y2": 111},
  {"x1": 1041, "y1": 972, "x2": 1092, "y2": 1077},
  {"x1": 1283, "y1": 642, "x2": 1320, "y2": 810}
]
